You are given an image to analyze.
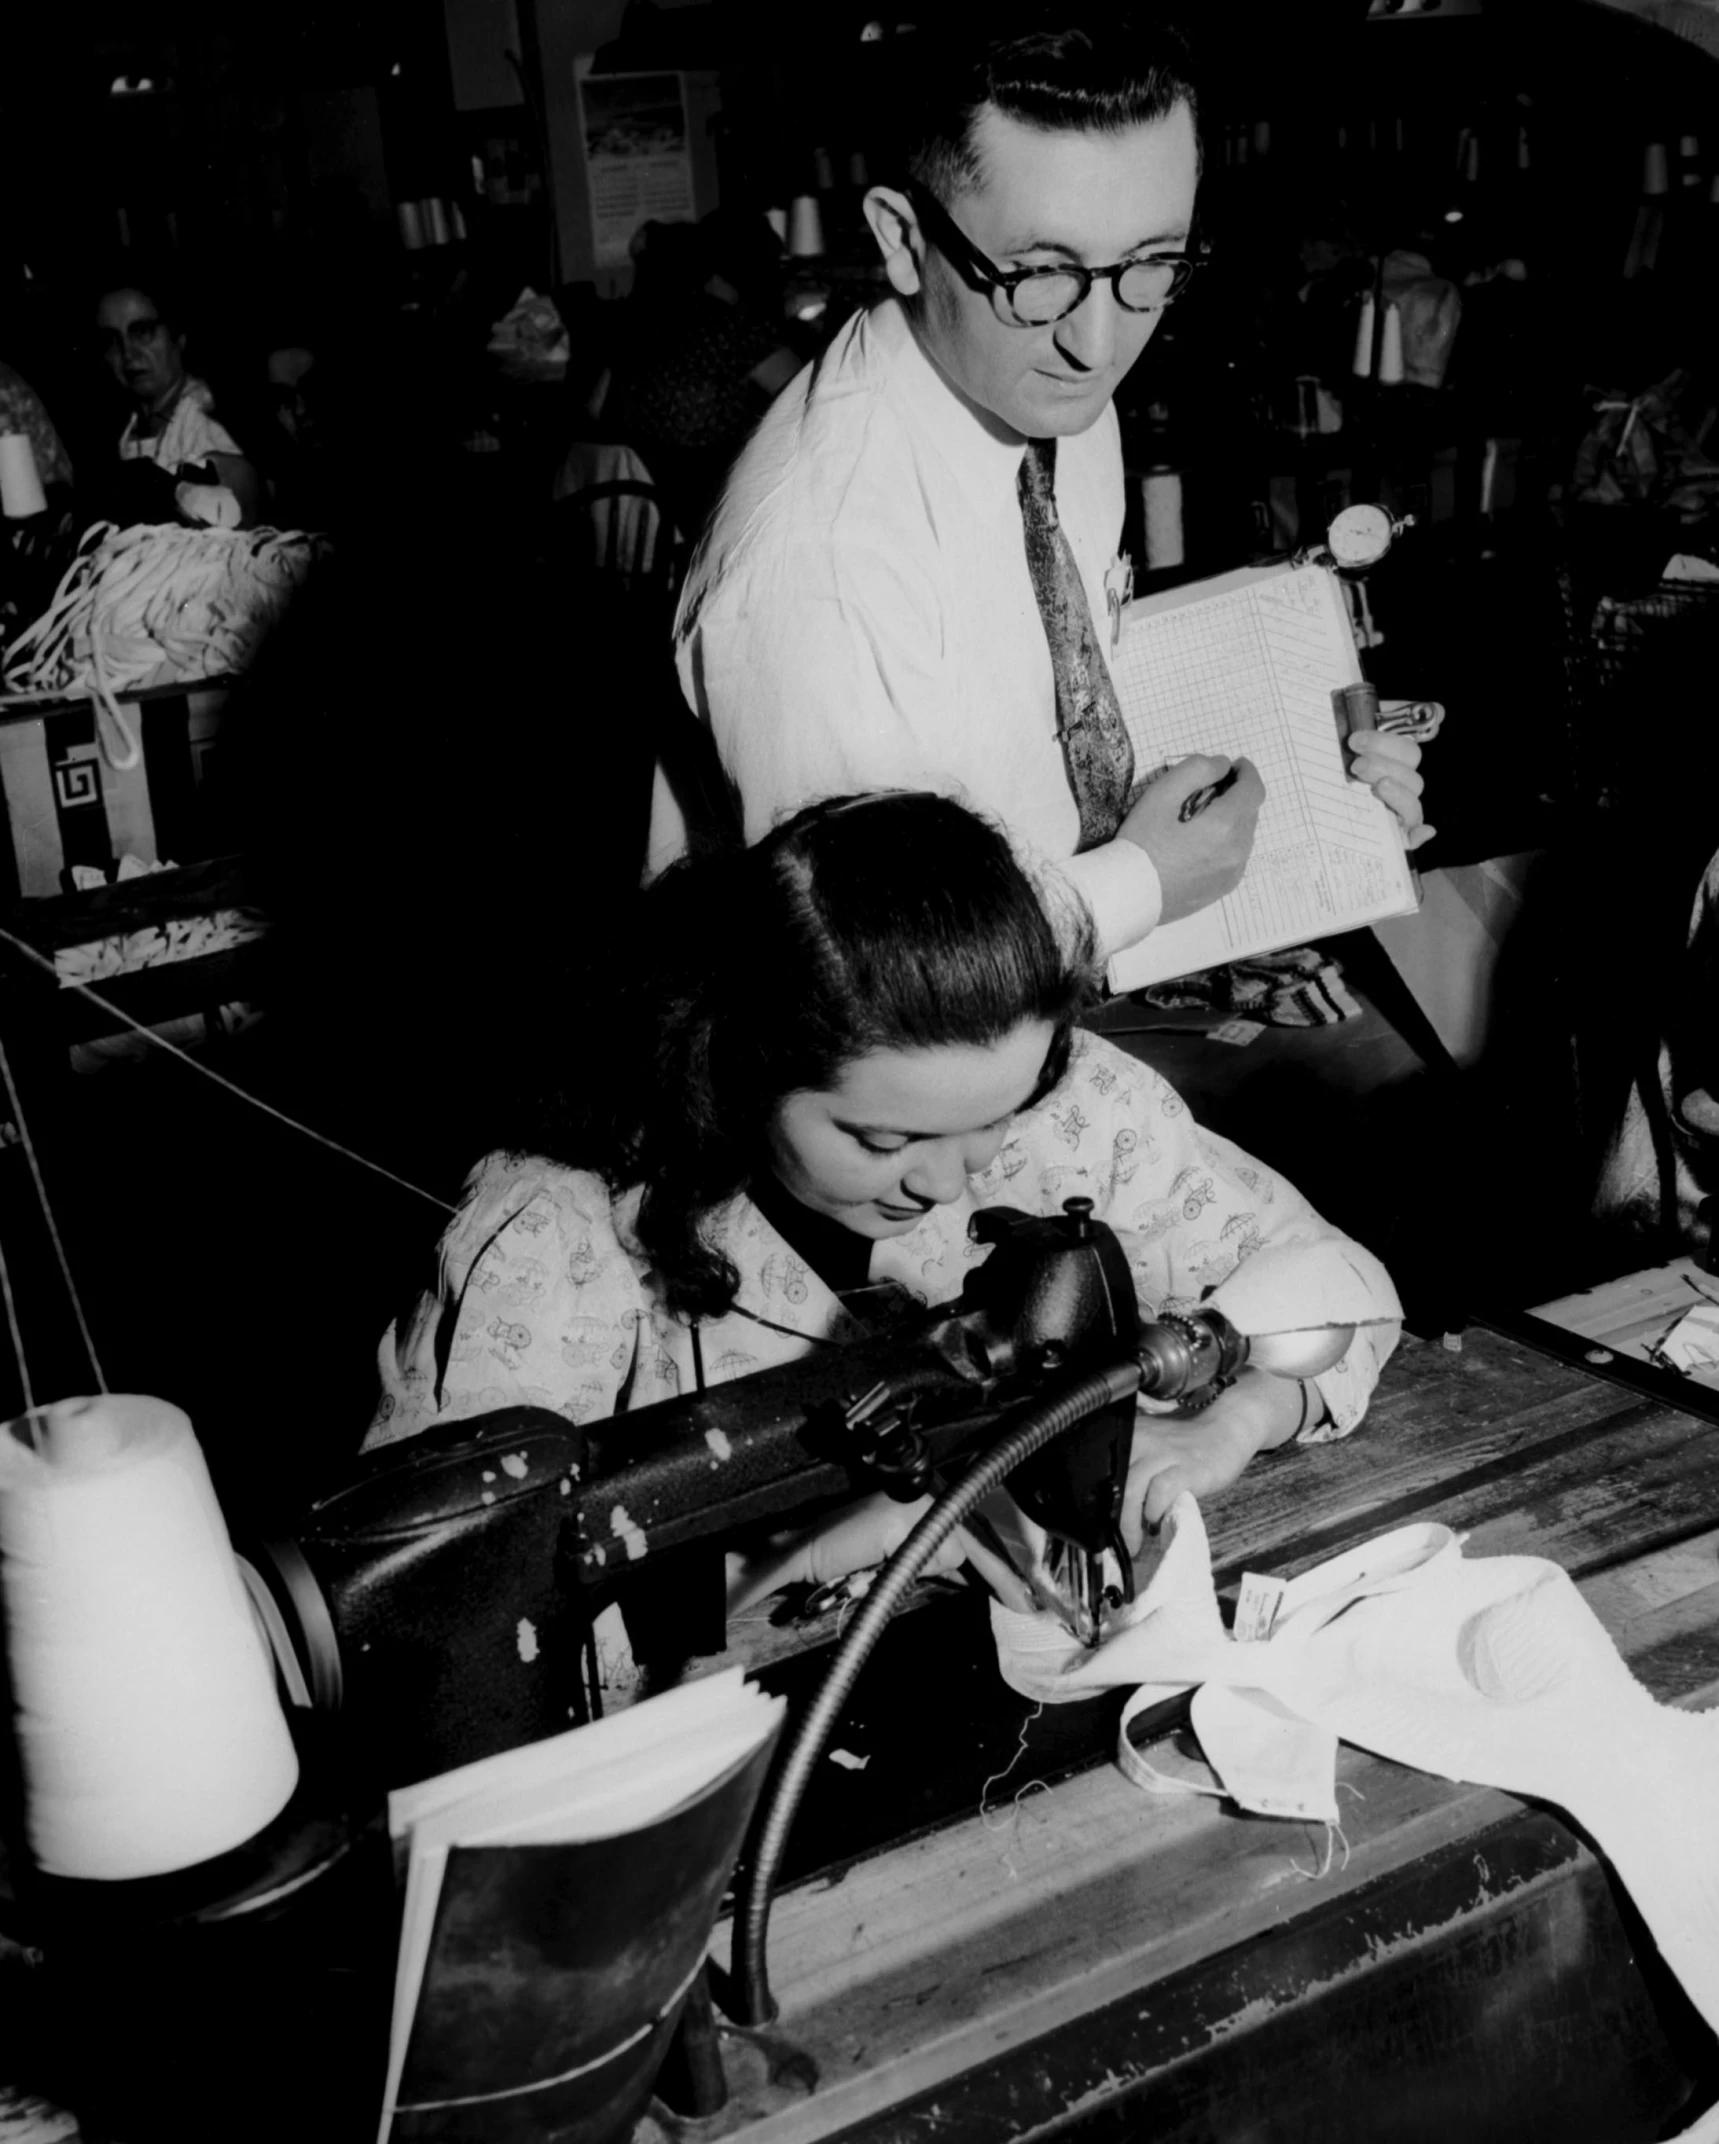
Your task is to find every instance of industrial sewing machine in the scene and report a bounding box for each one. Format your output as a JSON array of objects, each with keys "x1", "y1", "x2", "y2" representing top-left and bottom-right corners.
[{"x1": 244, "y1": 1200, "x2": 1356, "y2": 1797}]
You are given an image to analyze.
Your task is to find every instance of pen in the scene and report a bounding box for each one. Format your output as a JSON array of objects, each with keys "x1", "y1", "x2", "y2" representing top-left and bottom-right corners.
[{"x1": 1179, "y1": 766, "x2": 1240, "y2": 822}]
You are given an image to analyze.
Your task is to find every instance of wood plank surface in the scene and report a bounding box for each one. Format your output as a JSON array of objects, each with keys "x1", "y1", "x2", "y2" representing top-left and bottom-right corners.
[
  {"x1": 1536, "y1": 1257, "x2": 1719, "y2": 1392},
  {"x1": 1203, "y1": 1323, "x2": 1719, "y2": 1587},
  {"x1": 696, "y1": 1545, "x2": 1719, "y2": 2144},
  {"x1": 686, "y1": 1318, "x2": 1719, "y2": 2144},
  {"x1": 9, "y1": 1314, "x2": 1719, "y2": 2142}
]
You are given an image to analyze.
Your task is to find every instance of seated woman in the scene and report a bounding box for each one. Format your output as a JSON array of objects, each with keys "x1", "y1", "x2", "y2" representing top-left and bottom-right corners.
[
  {"x1": 372, "y1": 793, "x2": 1400, "y2": 1654},
  {"x1": 93, "y1": 280, "x2": 266, "y2": 528}
]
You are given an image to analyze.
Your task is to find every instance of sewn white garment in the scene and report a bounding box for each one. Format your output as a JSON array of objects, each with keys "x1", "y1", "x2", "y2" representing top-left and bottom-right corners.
[
  {"x1": 995, "y1": 1493, "x2": 1719, "y2": 2039},
  {"x1": 118, "y1": 377, "x2": 240, "y2": 475},
  {"x1": 660, "y1": 298, "x2": 1161, "y2": 958}
]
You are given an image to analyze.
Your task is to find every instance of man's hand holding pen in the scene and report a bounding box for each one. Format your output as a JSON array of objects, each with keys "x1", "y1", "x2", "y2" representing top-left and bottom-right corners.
[{"x1": 1119, "y1": 753, "x2": 1266, "y2": 925}]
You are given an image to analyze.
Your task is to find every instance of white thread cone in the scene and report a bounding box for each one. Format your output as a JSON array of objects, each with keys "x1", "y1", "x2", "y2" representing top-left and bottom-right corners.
[
  {"x1": 1141, "y1": 469, "x2": 1183, "y2": 569},
  {"x1": 0, "y1": 432, "x2": 47, "y2": 519},
  {"x1": 787, "y1": 194, "x2": 824, "y2": 258},
  {"x1": 0, "y1": 1395, "x2": 299, "y2": 1879},
  {"x1": 1379, "y1": 302, "x2": 1405, "y2": 385},
  {"x1": 1352, "y1": 293, "x2": 1375, "y2": 379}
]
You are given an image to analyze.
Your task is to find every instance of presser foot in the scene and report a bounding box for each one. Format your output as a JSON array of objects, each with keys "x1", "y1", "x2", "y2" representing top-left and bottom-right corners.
[{"x1": 1044, "y1": 1538, "x2": 1131, "y2": 1648}]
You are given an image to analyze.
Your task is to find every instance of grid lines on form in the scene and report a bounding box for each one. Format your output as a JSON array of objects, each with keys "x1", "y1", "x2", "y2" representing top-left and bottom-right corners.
[
  {"x1": 1104, "y1": 566, "x2": 1418, "y2": 989},
  {"x1": 1110, "y1": 582, "x2": 1294, "y2": 778}
]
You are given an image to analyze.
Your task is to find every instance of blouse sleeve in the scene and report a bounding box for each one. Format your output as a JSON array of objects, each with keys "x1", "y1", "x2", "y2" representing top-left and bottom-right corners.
[
  {"x1": 368, "y1": 1158, "x2": 645, "y2": 1450},
  {"x1": 989, "y1": 1035, "x2": 1400, "y2": 1439}
]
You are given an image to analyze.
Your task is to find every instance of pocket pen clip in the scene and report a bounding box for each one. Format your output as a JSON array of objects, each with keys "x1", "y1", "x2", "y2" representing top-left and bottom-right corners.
[{"x1": 1105, "y1": 553, "x2": 1135, "y2": 652}]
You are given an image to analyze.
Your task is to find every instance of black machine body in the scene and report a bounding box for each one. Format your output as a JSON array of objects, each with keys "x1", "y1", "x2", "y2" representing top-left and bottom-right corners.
[{"x1": 245, "y1": 1202, "x2": 1230, "y2": 1785}]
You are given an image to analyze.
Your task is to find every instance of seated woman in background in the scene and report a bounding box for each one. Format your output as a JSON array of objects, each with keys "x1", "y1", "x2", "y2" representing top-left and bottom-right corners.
[
  {"x1": 93, "y1": 279, "x2": 266, "y2": 528},
  {"x1": 372, "y1": 793, "x2": 1401, "y2": 1636}
]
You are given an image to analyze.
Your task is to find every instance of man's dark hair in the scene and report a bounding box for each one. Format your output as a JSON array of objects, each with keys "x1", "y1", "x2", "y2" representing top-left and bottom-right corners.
[
  {"x1": 902, "y1": 10, "x2": 1202, "y2": 203},
  {"x1": 563, "y1": 791, "x2": 1098, "y2": 1318}
]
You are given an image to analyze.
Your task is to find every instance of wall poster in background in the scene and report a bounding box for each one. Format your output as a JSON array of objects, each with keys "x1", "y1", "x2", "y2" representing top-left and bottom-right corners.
[{"x1": 574, "y1": 63, "x2": 695, "y2": 268}]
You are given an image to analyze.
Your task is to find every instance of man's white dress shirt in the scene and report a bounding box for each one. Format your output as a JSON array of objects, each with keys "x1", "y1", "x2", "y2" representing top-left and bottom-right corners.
[{"x1": 658, "y1": 298, "x2": 1163, "y2": 956}]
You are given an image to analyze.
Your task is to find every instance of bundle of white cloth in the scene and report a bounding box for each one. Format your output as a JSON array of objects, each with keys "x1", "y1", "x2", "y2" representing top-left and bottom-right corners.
[{"x1": 993, "y1": 1493, "x2": 1719, "y2": 2052}]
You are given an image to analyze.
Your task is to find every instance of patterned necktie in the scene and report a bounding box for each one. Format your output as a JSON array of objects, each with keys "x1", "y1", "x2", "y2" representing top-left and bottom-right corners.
[{"x1": 1017, "y1": 436, "x2": 1136, "y2": 849}]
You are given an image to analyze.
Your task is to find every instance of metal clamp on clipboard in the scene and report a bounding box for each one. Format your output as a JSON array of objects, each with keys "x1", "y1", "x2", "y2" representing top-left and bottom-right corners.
[{"x1": 1333, "y1": 682, "x2": 1446, "y2": 748}]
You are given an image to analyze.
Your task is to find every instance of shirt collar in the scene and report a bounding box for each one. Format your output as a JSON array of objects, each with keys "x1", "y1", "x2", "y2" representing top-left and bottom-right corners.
[{"x1": 865, "y1": 296, "x2": 1032, "y2": 516}]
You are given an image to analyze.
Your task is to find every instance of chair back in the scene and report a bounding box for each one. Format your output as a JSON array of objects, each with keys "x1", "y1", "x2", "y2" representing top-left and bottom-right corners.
[{"x1": 556, "y1": 478, "x2": 683, "y2": 594}]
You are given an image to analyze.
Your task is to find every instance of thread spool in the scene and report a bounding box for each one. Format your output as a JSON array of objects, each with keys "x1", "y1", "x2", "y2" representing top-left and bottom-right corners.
[
  {"x1": 1141, "y1": 468, "x2": 1184, "y2": 571},
  {"x1": 1644, "y1": 142, "x2": 1669, "y2": 197},
  {"x1": 765, "y1": 205, "x2": 788, "y2": 245},
  {"x1": 424, "y1": 196, "x2": 451, "y2": 246},
  {"x1": 0, "y1": 1395, "x2": 300, "y2": 1880},
  {"x1": 397, "y1": 200, "x2": 425, "y2": 251},
  {"x1": 1378, "y1": 302, "x2": 1405, "y2": 386},
  {"x1": 787, "y1": 194, "x2": 825, "y2": 258},
  {"x1": 1352, "y1": 293, "x2": 1376, "y2": 378},
  {"x1": 0, "y1": 432, "x2": 47, "y2": 520},
  {"x1": 811, "y1": 146, "x2": 835, "y2": 193}
]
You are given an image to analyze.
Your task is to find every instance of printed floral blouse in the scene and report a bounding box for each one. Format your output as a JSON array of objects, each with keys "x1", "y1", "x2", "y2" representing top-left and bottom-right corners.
[{"x1": 371, "y1": 1032, "x2": 1400, "y2": 1451}]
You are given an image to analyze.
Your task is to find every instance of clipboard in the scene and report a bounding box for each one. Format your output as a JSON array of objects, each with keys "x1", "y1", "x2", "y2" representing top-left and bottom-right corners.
[{"x1": 1104, "y1": 561, "x2": 1419, "y2": 994}]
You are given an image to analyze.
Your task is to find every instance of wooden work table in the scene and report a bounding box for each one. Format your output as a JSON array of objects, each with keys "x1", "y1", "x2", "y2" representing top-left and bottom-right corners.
[
  {"x1": 691, "y1": 1304, "x2": 1719, "y2": 2144},
  {"x1": 3, "y1": 1298, "x2": 1719, "y2": 2141}
]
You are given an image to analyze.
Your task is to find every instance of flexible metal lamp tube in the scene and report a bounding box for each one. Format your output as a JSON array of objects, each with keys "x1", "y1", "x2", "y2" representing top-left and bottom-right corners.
[{"x1": 731, "y1": 1356, "x2": 1144, "y2": 2025}]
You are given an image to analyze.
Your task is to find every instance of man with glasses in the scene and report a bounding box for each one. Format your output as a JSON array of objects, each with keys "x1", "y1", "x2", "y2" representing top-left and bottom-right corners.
[{"x1": 658, "y1": 11, "x2": 1426, "y2": 959}]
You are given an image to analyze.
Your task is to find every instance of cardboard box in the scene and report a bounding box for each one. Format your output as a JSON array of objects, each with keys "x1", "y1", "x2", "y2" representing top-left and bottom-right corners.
[{"x1": 0, "y1": 681, "x2": 228, "y2": 902}]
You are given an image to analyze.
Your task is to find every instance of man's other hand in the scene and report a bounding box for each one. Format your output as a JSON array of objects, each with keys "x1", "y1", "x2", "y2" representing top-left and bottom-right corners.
[
  {"x1": 1348, "y1": 728, "x2": 1434, "y2": 851},
  {"x1": 1118, "y1": 754, "x2": 1265, "y2": 925}
]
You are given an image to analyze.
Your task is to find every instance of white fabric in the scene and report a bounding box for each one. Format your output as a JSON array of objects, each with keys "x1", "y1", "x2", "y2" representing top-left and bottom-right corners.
[
  {"x1": 118, "y1": 376, "x2": 240, "y2": 474},
  {"x1": 990, "y1": 1491, "x2": 1230, "y2": 1708},
  {"x1": 661, "y1": 298, "x2": 1162, "y2": 958},
  {"x1": 995, "y1": 1492, "x2": 1719, "y2": 2039},
  {"x1": 370, "y1": 1030, "x2": 1399, "y2": 1447}
]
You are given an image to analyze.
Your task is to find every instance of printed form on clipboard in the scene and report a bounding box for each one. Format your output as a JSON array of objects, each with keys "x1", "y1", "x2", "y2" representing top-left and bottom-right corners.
[{"x1": 1105, "y1": 561, "x2": 1419, "y2": 995}]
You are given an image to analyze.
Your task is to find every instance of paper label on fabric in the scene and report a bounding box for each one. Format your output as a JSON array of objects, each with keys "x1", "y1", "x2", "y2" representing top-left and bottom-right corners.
[{"x1": 1234, "y1": 1570, "x2": 1286, "y2": 1642}]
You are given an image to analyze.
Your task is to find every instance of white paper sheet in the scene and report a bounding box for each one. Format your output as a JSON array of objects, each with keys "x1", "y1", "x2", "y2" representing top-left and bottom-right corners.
[{"x1": 1105, "y1": 563, "x2": 1417, "y2": 992}]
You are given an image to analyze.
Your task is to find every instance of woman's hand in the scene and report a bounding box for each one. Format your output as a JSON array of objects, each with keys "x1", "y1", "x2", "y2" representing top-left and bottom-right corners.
[
  {"x1": 726, "y1": 1489, "x2": 970, "y2": 1613},
  {"x1": 1123, "y1": 1369, "x2": 1308, "y2": 1549}
]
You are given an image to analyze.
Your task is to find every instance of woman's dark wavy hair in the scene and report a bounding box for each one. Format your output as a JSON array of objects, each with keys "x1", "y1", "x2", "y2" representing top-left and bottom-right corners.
[
  {"x1": 899, "y1": 8, "x2": 1203, "y2": 205},
  {"x1": 578, "y1": 792, "x2": 1098, "y2": 1320}
]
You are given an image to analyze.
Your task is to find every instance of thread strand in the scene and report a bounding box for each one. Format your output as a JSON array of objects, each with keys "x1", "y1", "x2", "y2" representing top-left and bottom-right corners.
[
  {"x1": 0, "y1": 1232, "x2": 36, "y2": 1414},
  {"x1": 0, "y1": 1034, "x2": 107, "y2": 1392},
  {"x1": 0, "y1": 923, "x2": 456, "y2": 1217}
]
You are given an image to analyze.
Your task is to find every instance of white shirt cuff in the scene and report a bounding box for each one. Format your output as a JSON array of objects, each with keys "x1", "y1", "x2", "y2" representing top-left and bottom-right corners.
[{"x1": 1061, "y1": 840, "x2": 1163, "y2": 962}]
